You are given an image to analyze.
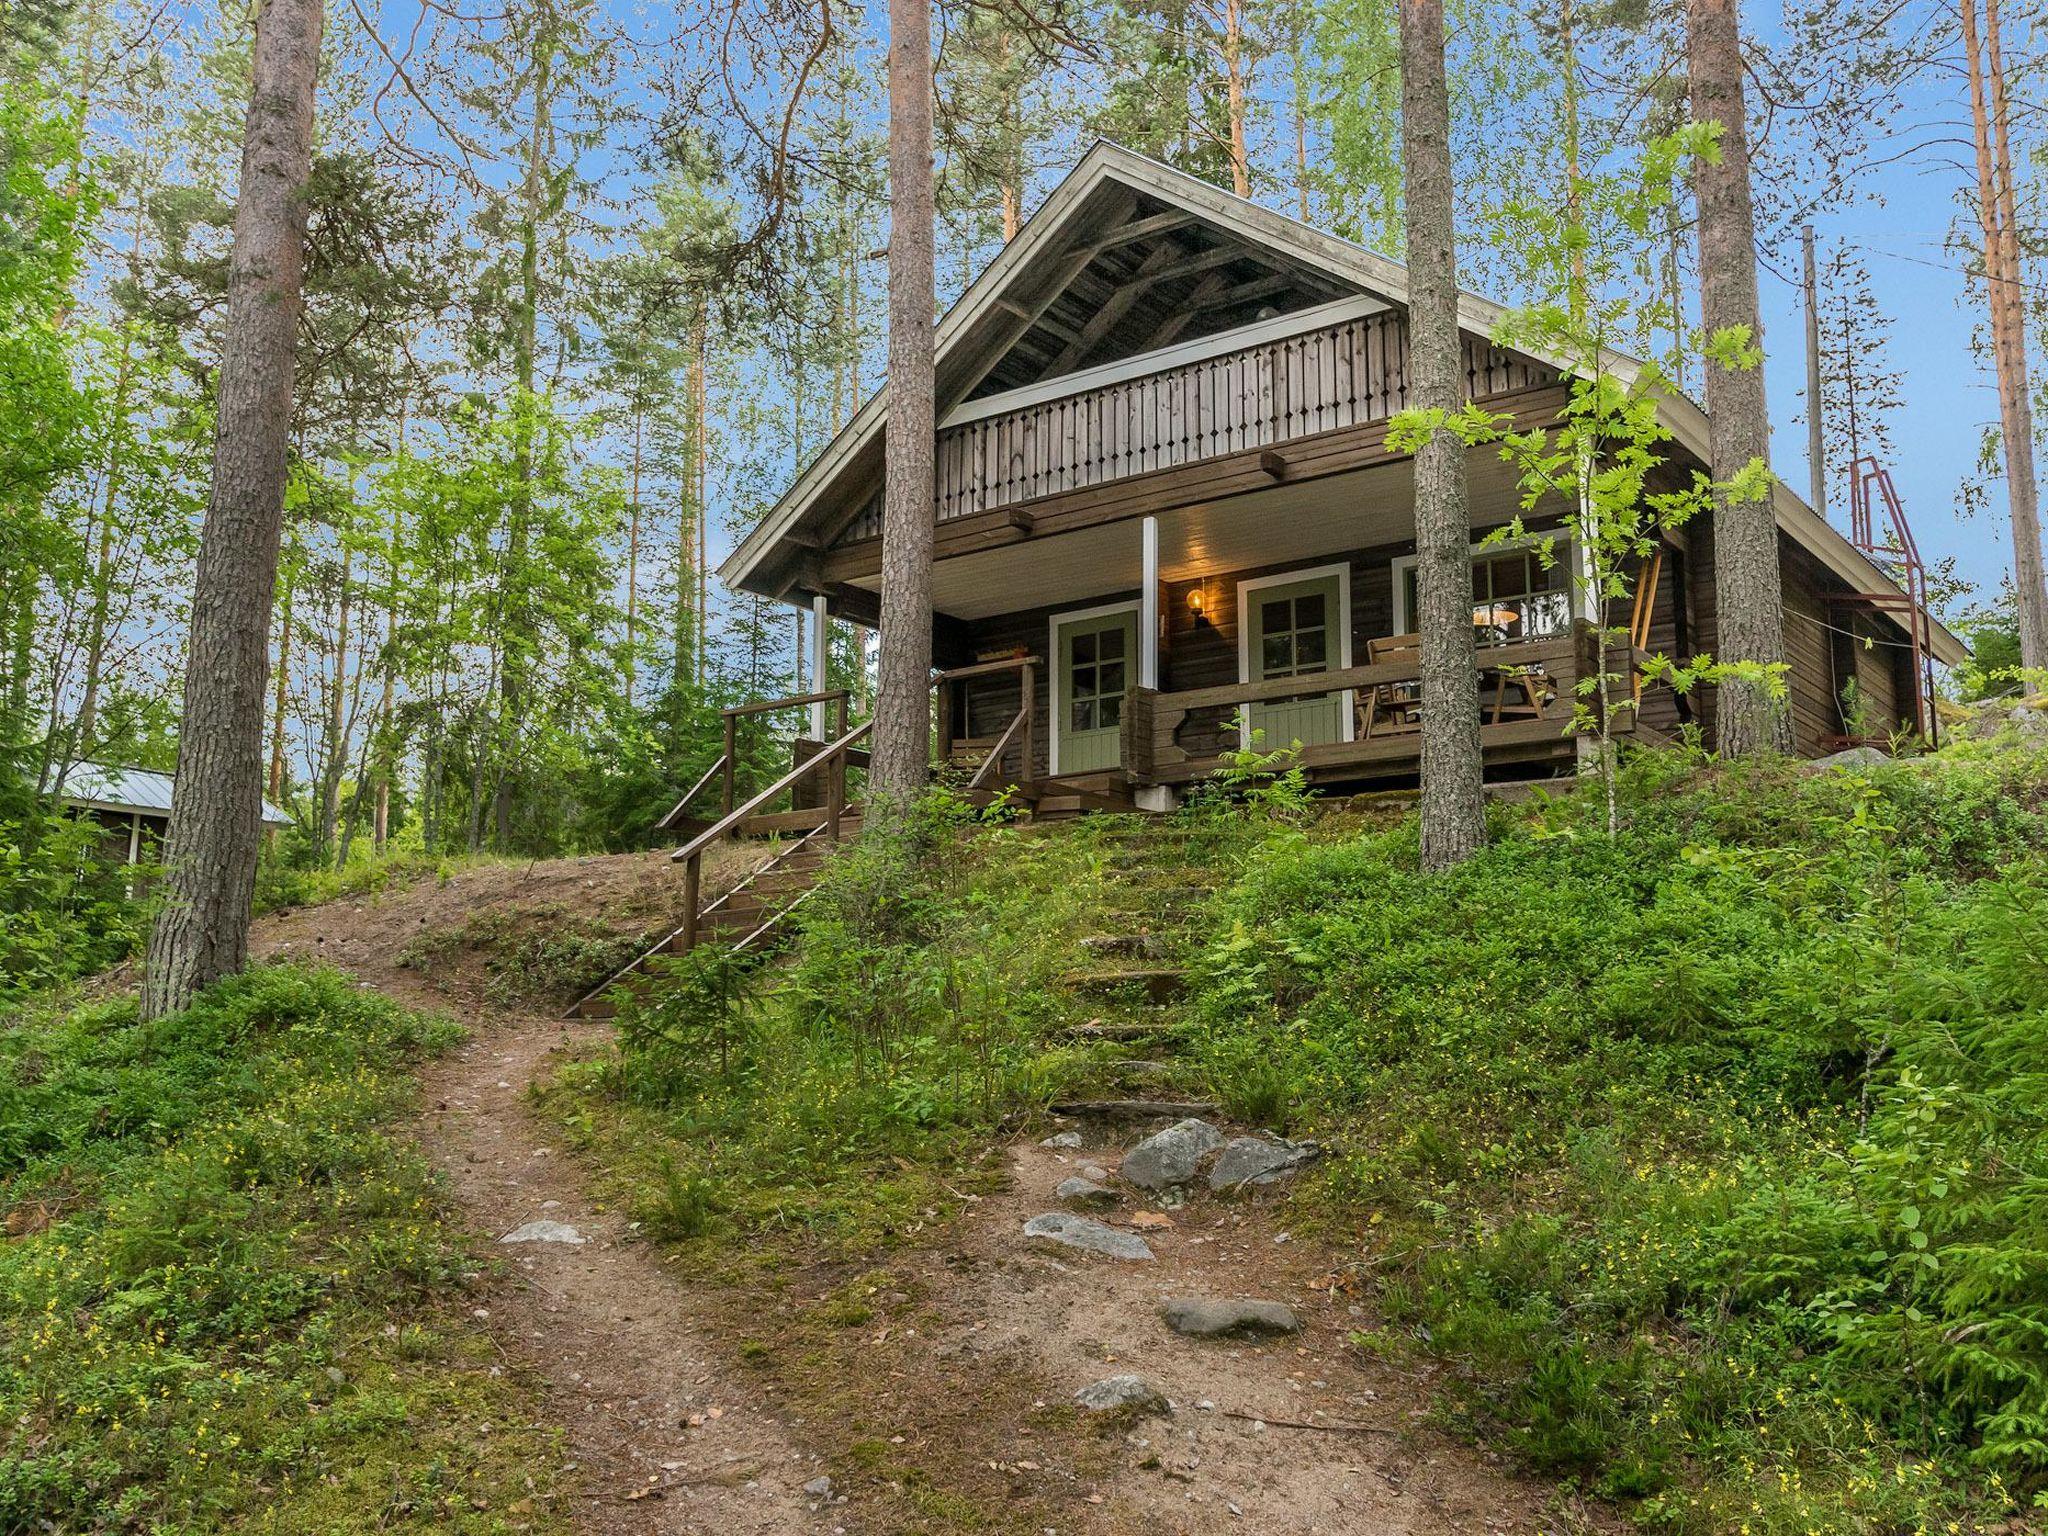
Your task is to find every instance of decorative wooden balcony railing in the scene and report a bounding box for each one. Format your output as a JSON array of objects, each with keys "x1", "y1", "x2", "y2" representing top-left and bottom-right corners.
[{"x1": 840, "y1": 309, "x2": 1554, "y2": 541}]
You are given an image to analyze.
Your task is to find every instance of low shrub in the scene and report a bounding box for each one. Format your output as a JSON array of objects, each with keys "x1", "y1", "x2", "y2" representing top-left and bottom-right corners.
[{"x1": 0, "y1": 965, "x2": 566, "y2": 1533}]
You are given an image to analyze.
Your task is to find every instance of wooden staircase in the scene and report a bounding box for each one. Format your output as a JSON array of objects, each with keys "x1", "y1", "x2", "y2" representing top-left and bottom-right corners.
[{"x1": 571, "y1": 811, "x2": 860, "y2": 1018}]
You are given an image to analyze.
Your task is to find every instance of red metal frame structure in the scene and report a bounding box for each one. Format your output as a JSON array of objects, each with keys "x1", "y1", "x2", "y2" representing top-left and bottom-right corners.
[{"x1": 1838, "y1": 455, "x2": 1939, "y2": 746}]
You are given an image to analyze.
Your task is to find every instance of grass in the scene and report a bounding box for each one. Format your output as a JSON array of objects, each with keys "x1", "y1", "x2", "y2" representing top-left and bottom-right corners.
[
  {"x1": 551, "y1": 738, "x2": 2048, "y2": 1534},
  {"x1": 0, "y1": 965, "x2": 569, "y2": 1534}
]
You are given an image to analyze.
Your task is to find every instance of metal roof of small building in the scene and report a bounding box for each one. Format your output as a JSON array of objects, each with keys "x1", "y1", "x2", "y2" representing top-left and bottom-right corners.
[{"x1": 54, "y1": 761, "x2": 291, "y2": 827}]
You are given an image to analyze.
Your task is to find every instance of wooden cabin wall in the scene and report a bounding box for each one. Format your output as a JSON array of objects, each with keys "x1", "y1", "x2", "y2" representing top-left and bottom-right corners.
[{"x1": 941, "y1": 515, "x2": 1697, "y2": 783}]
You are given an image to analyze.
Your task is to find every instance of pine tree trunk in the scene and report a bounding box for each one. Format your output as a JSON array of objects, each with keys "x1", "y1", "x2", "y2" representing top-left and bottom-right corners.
[
  {"x1": 1962, "y1": 0, "x2": 2048, "y2": 672},
  {"x1": 1686, "y1": 0, "x2": 1792, "y2": 757},
  {"x1": 1224, "y1": 0, "x2": 1251, "y2": 197},
  {"x1": 870, "y1": 0, "x2": 938, "y2": 812},
  {"x1": 141, "y1": 0, "x2": 322, "y2": 1020},
  {"x1": 1400, "y1": 0, "x2": 1485, "y2": 870}
]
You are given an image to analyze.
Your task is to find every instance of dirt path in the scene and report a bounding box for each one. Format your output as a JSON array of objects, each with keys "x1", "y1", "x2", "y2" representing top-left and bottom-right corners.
[
  {"x1": 412, "y1": 1009, "x2": 832, "y2": 1535},
  {"x1": 252, "y1": 849, "x2": 1595, "y2": 1536}
]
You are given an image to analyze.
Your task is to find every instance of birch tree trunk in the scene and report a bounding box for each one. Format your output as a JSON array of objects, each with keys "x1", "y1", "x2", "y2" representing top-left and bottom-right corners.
[
  {"x1": 1961, "y1": 0, "x2": 2048, "y2": 673},
  {"x1": 141, "y1": 0, "x2": 322, "y2": 1020},
  {"x1": 1686, "y1": 0, "x2": 1792, "y2": 757},
  {"x1": 1400, "y1": 0, "x2": 1485, "y2": 870},
  {"x1": 869, "y1": 0, "x2": 938, "y2": 812}
]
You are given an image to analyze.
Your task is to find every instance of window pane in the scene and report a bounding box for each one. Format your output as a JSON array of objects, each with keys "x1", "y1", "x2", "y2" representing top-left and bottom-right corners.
[
  {"x1": 1101, "y1": 695, "x2": 1122, "y2": 727},
  {"x1": 1262, "y1": 634, "x2": 1291, "y2": 674},
  {"x1": 1099, "y1": 660, "x2": 1125, "y2": 695},
  {"x1": 1296, "y1": 592, "x2": 1325, "y2": 628},
  {"x1": 1098, "y1": 628, "x2": 1125, "y2": 659},
  {"x1": 1072, "y1": 631, "x2": 1095, "y2": 664},
  {"x1": 1072, "y1": 698, "x2": 1096, "y2": 732},
  {"x1": 1296, "y1": 628, "x2": 1326, "y2": 667},
  {"x1": 1262, "y1": 598, "x2": 1291, "y2": 633}
]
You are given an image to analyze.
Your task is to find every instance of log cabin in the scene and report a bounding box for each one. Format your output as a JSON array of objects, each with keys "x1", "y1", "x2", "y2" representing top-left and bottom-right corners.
[{"x1": 718, "y1": 142, "x2": 1965, "y2": 815}]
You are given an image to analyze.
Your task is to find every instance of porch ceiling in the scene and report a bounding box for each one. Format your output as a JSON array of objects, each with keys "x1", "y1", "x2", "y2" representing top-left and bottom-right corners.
[{"x1": 843, "y1": 450, "x2": 1539, "y2": 621}]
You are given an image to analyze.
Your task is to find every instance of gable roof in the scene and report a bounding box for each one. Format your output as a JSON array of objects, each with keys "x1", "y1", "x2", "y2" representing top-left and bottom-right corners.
[{"x1": 725, "y1": 141, "x2": 1965, "y2": 665}]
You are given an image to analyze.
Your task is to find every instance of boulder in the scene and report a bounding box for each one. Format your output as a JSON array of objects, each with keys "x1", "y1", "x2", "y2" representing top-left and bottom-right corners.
[
  {"x1": 499, "y1": 1219, "x2": 587, "y2": 1245},
  {"x1": 1208, "y1": 1134, "x2": 1321, "y2": 1190},
  {"x1": 1120, "y1": 1117, "x2": 1224, "y2": 1190},
  {"x1": 1055, "y1": 1176, "x2": 1117, "y2": 1207},
  {"x1": 1039, "y1": 1130, "x2": 1084, "y2": 1149},
  {"x1": 1074, "y1": 1374, "x2": 1171, "y2": 1414},
  {"x1": 1161, "y1": 1297, "x2": 1302, "y2": 1338},
  {"x1": 1022, "y1": 1212, "x2": 1154, "y2": 1261},
  {"x1": 1809, "y1": 745, "x2": 1889, "y2": 771}
]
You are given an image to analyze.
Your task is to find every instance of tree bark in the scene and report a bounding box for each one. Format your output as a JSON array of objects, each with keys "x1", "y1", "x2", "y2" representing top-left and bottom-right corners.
[
  {"x1": 1223, "y1": 0, "x2": 1251, "y2": 198},
  {"x1": 1400, "y1": 0, "x2": 1485, "y2": 870},
  {"x1": 870, "y1": 0, "x2": 938, "y2": 812},
  {"x1": 141, "y1": 0, "x2": 322, "y2": 1020},
  {"x1": 1686, "y1": 0, "x2": 1792, "y2": 756},
  {"x1": 1961, "y1": 0, "x2": 2048, "y2": 672}
]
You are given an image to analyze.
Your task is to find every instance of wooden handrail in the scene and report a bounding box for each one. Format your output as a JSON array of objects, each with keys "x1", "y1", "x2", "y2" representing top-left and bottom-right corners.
[
  {"x1": 656, "y1": 752, "x2": 730, "y2": 831},
  {"x1": 672, "y1": 717, "x2": 874, "y2": 865},
  {"x1": 723, "y1": 687, "x2": 851, "y2": 719},
  {"x1": 967, "y1": 706, "x2": 1029, "y2": 790},
  {"x1": 933, "y1": 656, "x2": 1036, "y2": 684}
]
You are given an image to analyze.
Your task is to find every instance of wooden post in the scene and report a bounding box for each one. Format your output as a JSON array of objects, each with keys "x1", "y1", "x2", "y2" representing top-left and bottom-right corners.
[
  {"x1": 1139, "y1": 515, "x2": 1160, "y2": 691},
  {"x1": 935, "y1": 676, "x2": 954, "y2": 769},
  {"x1": 1020, "y1": 660, "x2": 1036, "y2": 796},
  {"x1": 721, "y1": 714, "x2": 736, "y2": 817},
  {"x1": 810, "y1": 593, "x2": 831, "y2": 738},
  {"x1": 680, "y1": 851, "x2": 701, "y2": 954},
  {"x1": 827, "y1": 742, "x2": 845, "y2": 841}
]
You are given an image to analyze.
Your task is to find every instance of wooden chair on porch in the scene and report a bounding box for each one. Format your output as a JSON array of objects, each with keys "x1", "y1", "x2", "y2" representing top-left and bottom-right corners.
[{"x1": 1358, "y1": 633, "x2": 1423, "y2": 737}]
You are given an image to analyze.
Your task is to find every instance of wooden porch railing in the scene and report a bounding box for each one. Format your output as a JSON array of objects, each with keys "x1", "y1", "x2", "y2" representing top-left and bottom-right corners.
[
  {"x1": 840, "y1": 311, "x2": 1556, "y2": 539},
  {"x1": 932, "y1": 655, "x2": 1037, "y2": 799},
  {"x1": 1121, "y1": 627, "x2": 1618, "y2": 785}
]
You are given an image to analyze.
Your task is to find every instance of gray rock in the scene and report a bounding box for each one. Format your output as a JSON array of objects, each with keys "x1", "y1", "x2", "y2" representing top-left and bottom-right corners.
[
  {"x1": 1022, "y1": 1212, "x2": 1154, "y2": 1261},
  {"x1": 1077, "y1": 1162, "x2": 1111, "y2": 1182},
  {"x1": 802, "y1": 1475, "x2": 833, "y2": 1499},
  {"x1": 1074, "y1": 1374, "x2": 1171, "y2": 1414},
  {"x1": 1039, "y1": 1130, "x2": 1084, "y2": 1149},
  {"x1": 500, "y1": 1219, "x2": 588, "y2": 1245},
  {"x1": 1056, "y1": 1175, "x2": 1117, "y2": 1206},
  {"x1": 1161, "y1": 1297, "x2": 1302, "y2": 1338},
  {"x1": 1208, "y1": 1134, "x2": 1321, "y2": 1190},
  {"x1": 1810, "y1": 745, "x2": 1889, "y2": 771},
  {"x1": 1119, "y1": 1117, "x2": 1224, "y2": 1190}
]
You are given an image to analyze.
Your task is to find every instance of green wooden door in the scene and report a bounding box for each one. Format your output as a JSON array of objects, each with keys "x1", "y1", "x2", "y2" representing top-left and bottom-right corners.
[
  {"x1": 1055, "y1": 609, "x2": 1138, "y2": 774},
  {"x1": 1246, "y1": 574, "x2": 1344, "y2": 751}
]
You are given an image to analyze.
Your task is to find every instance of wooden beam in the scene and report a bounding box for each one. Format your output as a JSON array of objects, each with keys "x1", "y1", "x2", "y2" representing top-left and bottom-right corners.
[
  {"x1": 1043, "y1": 239, "x2": 1197, "y2": 376},
  {"x1": 1141, "y1": 270, "x2": 1231, "y2": 351},
  {"x1": 1133, "y1": 242, "x2": 1257, "y2": 287},
  {"x1": 1258, "y1": 450, "x2": 1288, "y2": 480},
  {"x1": 1091, "y1": 209, "x2": 1199, "y2": 251},
  {"x1": 1192, "y1": 271, "x2": 1304, "y2": 312}
]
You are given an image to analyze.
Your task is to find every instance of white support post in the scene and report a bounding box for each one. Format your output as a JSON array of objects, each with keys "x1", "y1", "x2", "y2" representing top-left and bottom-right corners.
[
  {"x1": 1135, "y1": 515, "x2": 1175, "y2": 813},
  {"x1": 810, "y1": 593, "x2": 830, "y2": 739},
  {"x1": 1139, "y1": 516, "x2": 1160, "y2": 690}
]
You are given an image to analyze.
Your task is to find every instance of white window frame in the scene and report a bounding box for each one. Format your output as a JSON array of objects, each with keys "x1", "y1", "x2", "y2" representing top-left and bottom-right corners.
[
  {"x1": 1390, "y1": 534, "x2": 1581, "y2": 638},
  {"x1": 1048, "y1": 598, "x2": 1141, "y2": 776},
  {"x1": 1236, "y1": 562, "x2": 1354, "y2": 749}
]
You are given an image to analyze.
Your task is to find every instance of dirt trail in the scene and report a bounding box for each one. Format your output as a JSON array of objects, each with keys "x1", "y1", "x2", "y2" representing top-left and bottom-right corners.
[
  {"x1": 252, "y1": 848, "x2": 1594, "y2": 1536},
  {"x1": 414, "y1": 1010, "x2": 831, "y2": 1534}
]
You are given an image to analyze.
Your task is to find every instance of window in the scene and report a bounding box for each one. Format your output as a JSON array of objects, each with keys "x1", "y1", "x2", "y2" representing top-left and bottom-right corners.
[
  {"x1": 1068, "y1": 625, "x2": 1126, "y2": 732},
  {"x1": 1397, "y1": 542, "x2": 1573, "y2": 646},
  {"x1": 1258, "y1": 591, "x2": 1329, "y2": 678}
]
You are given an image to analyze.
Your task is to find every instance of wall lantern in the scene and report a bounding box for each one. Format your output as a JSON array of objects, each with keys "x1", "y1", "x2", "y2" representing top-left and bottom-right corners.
[{"x1": 1187, "y1": 583, "x2": 1212, "y2": 628}]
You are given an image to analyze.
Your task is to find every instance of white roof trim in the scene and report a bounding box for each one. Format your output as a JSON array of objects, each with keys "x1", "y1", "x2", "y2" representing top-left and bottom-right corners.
[{"x1": 722, "y1": 140, "x2": 1963, "y2": 664}]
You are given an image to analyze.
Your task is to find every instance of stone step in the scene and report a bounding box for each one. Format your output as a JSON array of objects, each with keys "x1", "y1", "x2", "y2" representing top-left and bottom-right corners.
[
  {"x1": 1047, "y1": 1097, "x2": 1220, "y2": 1120},
  {"x1": 1063, "y1": 967, "x2": 1187, "y2": 1004},
  {"x1": 1061, "y1": 1018, "x2": 1183, "y2": 1043},
  {"x1": 1078, "y1": 933, "x2": 1169, "y2": 961}
]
